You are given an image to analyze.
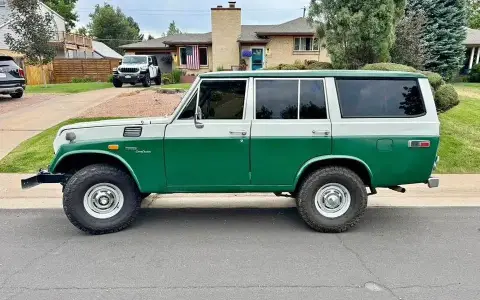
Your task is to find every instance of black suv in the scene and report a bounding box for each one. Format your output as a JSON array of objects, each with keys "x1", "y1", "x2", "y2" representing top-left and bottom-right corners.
[{"x1": 0, "y1": 56, "x2": 25, "y2": 99}]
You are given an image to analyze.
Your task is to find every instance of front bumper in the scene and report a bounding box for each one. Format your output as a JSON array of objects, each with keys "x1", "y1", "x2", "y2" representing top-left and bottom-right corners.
[
  {"x1": 114, "y1": 73, "x2": 146, "y2": 83},
  {"x1": 21, "y1": 170, "x2": 67, "y2": 189}
]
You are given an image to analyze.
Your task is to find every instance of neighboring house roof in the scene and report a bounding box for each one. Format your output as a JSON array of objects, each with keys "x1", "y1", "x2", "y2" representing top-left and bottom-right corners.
[
  {"x1": 120, "y1": 17, "x2": 315, "y2": 49},
  {"x1": 465, "y1": 28, "x2": 480, "y2": 46},
  {"x1": 92, "y1": 41, "x2": 123, "y2": 59}
]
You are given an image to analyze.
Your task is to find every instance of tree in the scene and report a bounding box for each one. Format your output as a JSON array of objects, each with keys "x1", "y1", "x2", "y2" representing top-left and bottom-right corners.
[
  {"x1": 75, "y1": 26, "x2": 88, "y2": 36},
  {"x1": 391, "y1": 11, "x2": 427, "y2": 69},
  {"x1": 162, "y1": 21, "x2": 182, "y2": 37},
  {"x1": 407, "y1": 0, "x2": 467, "y2": 79},
  {"x1": 5, "y1": 0, "x2": 56, "y2": 86},
  {"x1": 147, "y1": 34, "x2": 155, "y2": 40},
  {"x1": 87, "y1": 4, "x2": 143, "y2": 54},
  {"x1": 467, "y1": 0, "x2": 480, "y2": 28},
  {"x1": 41, "y1": 0, "x2": 78, "y2": 32},
  {"x1": 308, "y1": 0, "x2": 405, "y2": 69}
]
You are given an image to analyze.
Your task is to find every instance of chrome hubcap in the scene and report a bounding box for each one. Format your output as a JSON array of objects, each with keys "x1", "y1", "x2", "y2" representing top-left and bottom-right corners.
[
  {"x1": 314, "y1": 183, "x2": 351, "y2": 218},
  {"x1": 83, "y1": 183, "x2": 124, "y2": 219}
]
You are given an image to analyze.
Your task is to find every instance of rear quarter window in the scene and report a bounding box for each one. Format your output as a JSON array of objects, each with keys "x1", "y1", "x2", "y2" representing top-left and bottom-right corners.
[{"x1": 336, "y1": 78, "x2": 426, "y2": 118}]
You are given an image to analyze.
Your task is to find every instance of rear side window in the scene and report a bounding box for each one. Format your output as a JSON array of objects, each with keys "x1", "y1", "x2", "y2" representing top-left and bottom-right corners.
[
  {"x1": 255, "y1": 79, "x2": 327, "y2": 119},
  {"x1": 336, "y1": 79, "x2": 426, "y2": 118}
]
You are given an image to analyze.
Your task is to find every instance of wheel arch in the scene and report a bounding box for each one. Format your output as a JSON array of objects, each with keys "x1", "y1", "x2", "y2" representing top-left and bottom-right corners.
[
  {"x1": 294, "y1": 156, "x2": 374, "y2": 191},
  {"x1": 51, "y1": 150, "x2": 143, "y2": 191}
]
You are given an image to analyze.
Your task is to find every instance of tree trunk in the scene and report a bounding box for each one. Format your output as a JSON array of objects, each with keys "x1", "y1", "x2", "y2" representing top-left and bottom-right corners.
[{"x1": 41, "y1": 66, "x2": 47, "y2": 87}]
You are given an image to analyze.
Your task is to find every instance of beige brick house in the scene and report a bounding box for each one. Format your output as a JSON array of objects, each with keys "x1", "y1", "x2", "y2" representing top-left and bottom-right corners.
[{"x1": 120, "y1": 1, "x2": 329, "y2": 74}]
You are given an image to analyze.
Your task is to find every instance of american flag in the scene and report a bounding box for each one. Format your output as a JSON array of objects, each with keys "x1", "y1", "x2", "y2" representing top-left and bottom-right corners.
[{"x1": 186, "y1": 45, "x2": 200, "y2": 70}]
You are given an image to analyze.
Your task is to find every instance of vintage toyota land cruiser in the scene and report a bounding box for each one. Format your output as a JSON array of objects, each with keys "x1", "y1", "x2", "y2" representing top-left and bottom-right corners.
[{"x1": 22, "y1": 70, "x2": 440, "y2": 235}]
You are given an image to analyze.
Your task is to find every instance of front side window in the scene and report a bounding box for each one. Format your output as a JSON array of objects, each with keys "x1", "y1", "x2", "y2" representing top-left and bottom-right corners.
[
  {"x1": 198, "y1": 80, "x2": 247, "y2": 119},
  {"x1": 294, "y1": 37, "x2": 319, "y2": 51},
  {"x1": 336, "y1": 79, "x2": 426, "y2": 118},
  {"x1": 256, "y1": 80, "x2": 299, "y2": 119}
]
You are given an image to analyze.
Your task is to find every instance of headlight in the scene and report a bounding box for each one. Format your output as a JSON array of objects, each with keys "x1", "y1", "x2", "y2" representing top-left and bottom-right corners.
[{"x1": 140, "y1": 66, "x2": 148, "y2": 71}]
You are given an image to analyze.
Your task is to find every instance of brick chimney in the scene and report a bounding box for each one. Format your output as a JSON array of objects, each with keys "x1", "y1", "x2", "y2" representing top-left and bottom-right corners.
[{"x1": 211, "y1": 2, "x2": 241, "y2": 71}]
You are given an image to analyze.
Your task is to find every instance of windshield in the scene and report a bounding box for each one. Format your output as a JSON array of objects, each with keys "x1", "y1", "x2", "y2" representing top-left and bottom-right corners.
[{"x1": 122, "y1": 56, "x2": 147, "y2": 64}]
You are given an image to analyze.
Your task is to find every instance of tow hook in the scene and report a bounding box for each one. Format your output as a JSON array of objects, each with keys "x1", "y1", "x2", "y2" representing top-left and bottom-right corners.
[{"x1": 389, "y1": 186, "x2": 406, "y2": 193}]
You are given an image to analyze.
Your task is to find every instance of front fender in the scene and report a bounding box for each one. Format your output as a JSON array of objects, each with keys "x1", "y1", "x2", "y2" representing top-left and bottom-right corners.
[
  {"x1": 50, "y1": 149, "x2": 142, "y2": 190},
  {"x1": 293, "y1": 155, "x2": 374, "y2": 188}
]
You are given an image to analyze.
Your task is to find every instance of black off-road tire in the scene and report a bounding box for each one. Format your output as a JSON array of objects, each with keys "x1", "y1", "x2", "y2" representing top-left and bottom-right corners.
[
  {"x1": 10, "y1": 90, "x2": 24, "y2": 99},
  {"x1": 113, "y1": 79, "x2": 123, "y2": 88},
  {"x1": 154, "y1": 75, "x2": 161, "y2": 85},
  {"x1": 296, "y1": 166, "x2": 368, "y2": 233},
  {"x1": 142, "y1": 73, "x2": 151, "y2": 87},
  {"x1": 63, "y1": 164, "x2": 141, "y2": 235}
]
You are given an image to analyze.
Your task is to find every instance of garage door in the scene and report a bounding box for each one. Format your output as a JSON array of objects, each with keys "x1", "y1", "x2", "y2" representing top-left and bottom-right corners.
[{"x1": 136, "y1": 52, "x2": 173, "y2": 74}]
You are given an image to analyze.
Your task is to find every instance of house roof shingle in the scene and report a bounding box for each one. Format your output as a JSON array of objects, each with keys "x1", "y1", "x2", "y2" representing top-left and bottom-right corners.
[
  {"x1": 120, "y1": 17, "x2": 315, "y2": 49},
  {"x1": 92, "y1": 41, "x2": 123, "y2": 59}
]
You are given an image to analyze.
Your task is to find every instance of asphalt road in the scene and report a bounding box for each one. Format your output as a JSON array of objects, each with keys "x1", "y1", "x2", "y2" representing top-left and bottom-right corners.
[{"x1": 0, "y1": 208, "x2": 479, "y2": 300}]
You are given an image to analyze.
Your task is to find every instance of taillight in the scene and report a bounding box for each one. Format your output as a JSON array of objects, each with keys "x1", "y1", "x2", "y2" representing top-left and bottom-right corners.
[
  {"x1": 18, "y1": 69, "x2": 25, "y2": 78},
  {"x1": 408, "y1": 140, "x2": 431, "y2": 148}
]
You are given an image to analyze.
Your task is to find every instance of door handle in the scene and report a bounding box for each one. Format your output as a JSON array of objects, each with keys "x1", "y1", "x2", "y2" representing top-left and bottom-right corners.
[
  {"x1": 312, "y1": 130, "x2": 330, "y2": 136},
  {"x1": 229, "y1": 130, "x2": 247, "y2": 136}
]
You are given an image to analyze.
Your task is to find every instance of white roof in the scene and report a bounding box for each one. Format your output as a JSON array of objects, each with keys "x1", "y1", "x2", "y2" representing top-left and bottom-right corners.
[{"x1": 92, "y1": 41, "x2": 123, "y2": 59}]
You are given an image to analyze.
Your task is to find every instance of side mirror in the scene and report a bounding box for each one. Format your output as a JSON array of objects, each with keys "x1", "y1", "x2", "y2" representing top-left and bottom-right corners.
[{"x1": 194, "y1": 106, "x2": 204, "y2": 128}]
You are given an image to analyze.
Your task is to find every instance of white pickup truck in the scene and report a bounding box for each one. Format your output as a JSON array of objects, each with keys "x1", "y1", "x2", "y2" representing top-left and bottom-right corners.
[{"x1": 112, "y1": 55, "x2": 161, "y2": 88}]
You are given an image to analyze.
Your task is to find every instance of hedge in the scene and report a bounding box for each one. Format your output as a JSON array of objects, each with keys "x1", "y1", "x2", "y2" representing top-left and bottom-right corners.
[
  {"x1": 361, "y1": 63, "x2": 417, "y2": 73},
  {"x1": 435, "y1": 84, "x2": 460, "y2": 112}
]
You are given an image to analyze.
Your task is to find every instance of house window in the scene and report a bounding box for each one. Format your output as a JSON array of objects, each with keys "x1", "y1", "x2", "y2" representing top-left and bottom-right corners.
[
  {"x1": 294, "y1": 37, "x2": 319, "y2": 51},
  {"x1": 179, "y1": 46, "x2": 209, "y2": 67},
  {"x1": 0, "y1": 0, "x2": 5, "y2": 6}
]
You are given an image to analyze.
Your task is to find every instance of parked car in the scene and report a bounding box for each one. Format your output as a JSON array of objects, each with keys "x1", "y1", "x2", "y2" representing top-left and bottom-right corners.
[
  {"x1": 112, "y1": 55, "x2": 161, "y2": 88},
  {"x1": 22, "y1": 70, "x2": 440, "y2": 235},
  {"x1": 0, "y1": 56, "x2": 25, "y2": 99}
]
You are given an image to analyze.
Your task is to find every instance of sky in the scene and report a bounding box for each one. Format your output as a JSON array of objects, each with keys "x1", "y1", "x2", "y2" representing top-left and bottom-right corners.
[{"x1": 76, "y1": 0, "x2": 310, "y2": 38}]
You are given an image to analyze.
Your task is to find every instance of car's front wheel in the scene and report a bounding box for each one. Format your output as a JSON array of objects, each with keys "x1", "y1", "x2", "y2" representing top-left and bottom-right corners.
[
  {"x1": 154, "y1": 74, "x2": 161, "y2": 85},
  {"x1": 142, "y1": 73, "x2": 151, "y2": 87},
  {"x1": 63, "y1": 164, "x2": 141, "y2": 235},
  {"x1": 113, "y1": 79, "x2": 123, "y2": 88},
  {"x1": 296, "y1": 166, "x2": 368, "y2": 233},
  {"x1": 10, "y1": 90, "x2": 24, "y2": 99}
]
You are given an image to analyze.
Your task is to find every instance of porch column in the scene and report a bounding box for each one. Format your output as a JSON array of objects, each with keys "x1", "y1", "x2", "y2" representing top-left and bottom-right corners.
[{"x1": 469, "y1": 47, "x2": 476, "y2": 70}]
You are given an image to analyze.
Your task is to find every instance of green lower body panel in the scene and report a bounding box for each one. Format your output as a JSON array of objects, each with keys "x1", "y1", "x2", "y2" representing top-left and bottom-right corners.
[
  {"x1": 164, "y1": 137, "x2": 251, "y2": 190},
  {"x1": 250, "y1": 137, "x2": 332, "y2": 186},
  {"x1": 333, "y1": 136, "x2": 439, "y2": 187}
]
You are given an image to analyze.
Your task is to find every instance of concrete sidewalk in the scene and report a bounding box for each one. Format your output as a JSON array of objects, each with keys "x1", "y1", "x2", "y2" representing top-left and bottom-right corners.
[
  {"x1": 0, "y1": 88, "x2": 134, "y2": 160},
  {"x1": 1, "y1": 173, "x2": 479, "y2": 209}
]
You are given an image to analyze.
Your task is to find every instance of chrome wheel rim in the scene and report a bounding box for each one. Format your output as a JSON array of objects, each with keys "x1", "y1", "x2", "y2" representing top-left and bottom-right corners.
[
  {"x1": 314, "y1": 183, "x2": 351, "y2": 218},
  {"x1": 83, "y1": 183, "x2": 124, "y2": 219}
]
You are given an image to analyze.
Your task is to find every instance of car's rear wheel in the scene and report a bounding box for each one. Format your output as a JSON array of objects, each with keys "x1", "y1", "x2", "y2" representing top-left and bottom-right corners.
[
  {"x1": 10, "y1": 90, "x2": 23, "y2": 99},
  {"x1": 296, "y1": 166, "x2": 367, "y2": 233},
  {"x1": 63, "y1": 164, "x2": 141, "y2": 235},
  {"x1": 142, "y1": 73, "x2": 151, "y2": 87},
  {"x1": 113, "y1": 79, "x2": 123, "y2": 88}
]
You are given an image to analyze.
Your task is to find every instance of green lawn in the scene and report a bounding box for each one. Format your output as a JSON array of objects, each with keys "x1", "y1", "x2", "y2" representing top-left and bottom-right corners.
[
  {"x1": 1, "y1": 84, "x2": 480, "y2": 174},
  {"x1": 436, "y1": 85, "x2": 480, "y2": 173},
  {"x1": 27, "y1": 82, "x2": 113, "y2": 94},
  {"x1": 0, "y1": 118, "x2": 111, "y2": 173},
  {"x1": 160, "y1": 83, "x2": 192, "y2": 90}
]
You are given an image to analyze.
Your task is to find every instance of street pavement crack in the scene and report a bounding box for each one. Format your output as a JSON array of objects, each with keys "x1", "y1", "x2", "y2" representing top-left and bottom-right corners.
[
  {"x1": 393, "y1": 283, "x2": 462, "y2": 289},
  {"x1": 336, "y1": 235, "x2": 402, "y2": 300}
]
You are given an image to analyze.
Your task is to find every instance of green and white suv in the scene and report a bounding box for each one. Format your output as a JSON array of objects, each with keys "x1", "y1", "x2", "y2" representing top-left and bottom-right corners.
[{"x1": 22, "y1": 70, "x2": 440, "y2": 235}]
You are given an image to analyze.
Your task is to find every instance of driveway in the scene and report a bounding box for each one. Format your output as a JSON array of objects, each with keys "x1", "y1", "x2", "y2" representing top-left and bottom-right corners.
[
  {"x1": 0, "y1": 207, "x2": 478, "y2": 300},
  {"x1": 0, "y1": 88, "x2": 134, "y2": 160}
]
